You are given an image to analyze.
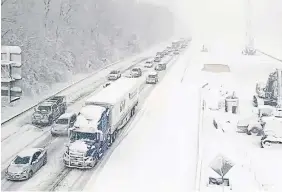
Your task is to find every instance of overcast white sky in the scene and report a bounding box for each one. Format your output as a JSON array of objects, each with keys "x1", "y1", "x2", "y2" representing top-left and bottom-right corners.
[{"x1": 141, "y1": 0, "x2": 282, "y2": 55}]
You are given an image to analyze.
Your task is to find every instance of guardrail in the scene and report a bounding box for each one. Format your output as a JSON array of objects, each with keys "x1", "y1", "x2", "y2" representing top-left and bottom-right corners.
[
  {"x1": 1, "y1": 38, "x2": 177, "y2": 125},
  {"x1": 256, "y1": 49, "x2": 282, "y2": 63},
  {"x1": 195, "y1": 83, "x2": 208, "y2": 191},
  {"x1": 1, "y1": 59, "x2": 128, "y2": 125}
]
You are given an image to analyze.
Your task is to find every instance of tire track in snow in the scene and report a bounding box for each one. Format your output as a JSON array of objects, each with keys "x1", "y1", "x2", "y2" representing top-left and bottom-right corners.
[
  {"x1": 51, "y1": 52, "x2": 186, "y2": 191},
  {"x1": 1, "y1": 59, "x2": 147, "y2": 188}
]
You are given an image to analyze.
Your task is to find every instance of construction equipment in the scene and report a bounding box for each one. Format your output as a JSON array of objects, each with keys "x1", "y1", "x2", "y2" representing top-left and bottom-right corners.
[{"x1": 253, "y1": 69, "x2": 282, "y2": 107}]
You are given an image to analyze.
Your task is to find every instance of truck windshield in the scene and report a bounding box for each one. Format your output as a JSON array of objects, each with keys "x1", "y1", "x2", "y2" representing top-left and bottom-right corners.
[
  {"x1": 148, "y1": 75, "x2": 156, "y2": 78},
  {"x1": 38, "y1": 106, "x2": 51, "y2": 111},
  {"x1": 70, "y1": 131, "x2": 97, "y2": 142},
  {"x1": 132, "y1": 69, "x2": 139, "y2": 72},
  {"x1": 56, "y1": 118, "x2": 68, "y2": 124}
]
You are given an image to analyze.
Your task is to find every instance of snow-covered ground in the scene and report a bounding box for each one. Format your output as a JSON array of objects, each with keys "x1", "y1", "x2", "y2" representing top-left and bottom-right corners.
[
  {"x1": 83, "y1": 45, "x2": 203, "y2": 192},
  {"x1": 1, "y1": 39, "x2": 175, "y2": 123},
  {"x1": 1, "y1": 45, "x2": 185, "y2": 191},
  {"x1": 198, "y1": 51, "x2": 282, "y2": 192}
]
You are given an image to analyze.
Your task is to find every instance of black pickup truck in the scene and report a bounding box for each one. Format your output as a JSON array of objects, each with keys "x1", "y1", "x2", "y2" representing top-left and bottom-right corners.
[{"x1": 32, "y1": 96, "x2": 67, "y2": 126}]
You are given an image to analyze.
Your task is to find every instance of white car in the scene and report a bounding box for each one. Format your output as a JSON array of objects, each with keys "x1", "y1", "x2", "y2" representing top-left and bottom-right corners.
[
  {"x1": 51, "y1": 112, "x2": 77, "y2": 136},
  {"x1": 107, "y1": 70, "x2": 121, "y2": 80},
  {"x1": 5, "y1": 148, "x2": 47, "y2": 181},
  {"x1": 144, "y1": 61, "x2": 153, "y2": 68},
  {"x1": 146, "y1": 71, "x2": 159, "y2": 84},
  {"x1": 130, "y1": 68, "x2": 142, "y2": 78}
]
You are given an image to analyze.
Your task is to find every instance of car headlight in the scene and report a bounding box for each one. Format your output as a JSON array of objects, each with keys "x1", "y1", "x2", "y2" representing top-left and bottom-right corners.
[{"x1": 22, "y1": 169, "x2": 29, "y2": 174}]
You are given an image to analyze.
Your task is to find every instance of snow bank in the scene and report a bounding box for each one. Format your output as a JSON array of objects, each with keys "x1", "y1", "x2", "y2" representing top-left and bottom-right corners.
[{"x1": 199, "y1": 52, "x2": 282, "y2": 192}]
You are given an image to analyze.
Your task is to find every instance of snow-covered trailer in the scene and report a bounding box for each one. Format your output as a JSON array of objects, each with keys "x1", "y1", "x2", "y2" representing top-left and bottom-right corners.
[{"x1": 85, "y1": 77, "x2": 140, "y2": 145}]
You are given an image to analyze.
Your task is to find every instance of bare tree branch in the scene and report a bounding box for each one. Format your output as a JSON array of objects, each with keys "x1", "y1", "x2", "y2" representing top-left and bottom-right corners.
[
  {"x1": 1, "y1": 29, "x2": 12, "y2": 38},
  {"x1": 1, "y1": 18, "x2": 16, "y2": 23},
  {"x1": 43, "y1": 0, "x2": 51, "y2": 27}
]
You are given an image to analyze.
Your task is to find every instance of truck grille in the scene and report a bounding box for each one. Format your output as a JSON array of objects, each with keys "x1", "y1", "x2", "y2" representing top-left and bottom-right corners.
[{"x1": 68, "y1": 152, "x2": 87, "y2": 166}]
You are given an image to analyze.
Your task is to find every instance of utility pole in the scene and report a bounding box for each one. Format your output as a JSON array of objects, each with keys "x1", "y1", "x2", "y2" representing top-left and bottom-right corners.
[{"x1": 242, "y1": 0, "x2": 256, "y2": 55}]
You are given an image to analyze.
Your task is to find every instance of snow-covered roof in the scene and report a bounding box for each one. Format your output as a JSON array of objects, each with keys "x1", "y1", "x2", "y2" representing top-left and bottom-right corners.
[
  {"x1": 40, "y1": 101, "x2": 54, "y2": 106},
  {"x1": 74, "y1": 105, "x2": 105, "y2": 133},
  {"x1": 59, "y1": 112, "x2": 76, "y2": 119},
  {"x1": 148, "y1": 71, "x2": 157, "y2": 76},
  {"x1": 86, "y1": 77, "x2": 140, "y2": 105},
  {"x1": 17, "y1": 148, "x2": 41, "y2": 157},
  {"x1": 79, "y1": 105, "x2": 105, "y2": 120}
]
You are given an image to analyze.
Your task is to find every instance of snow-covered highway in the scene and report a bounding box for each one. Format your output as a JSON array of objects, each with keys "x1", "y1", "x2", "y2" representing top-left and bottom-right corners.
[
  {"x1": 83, "y1": 47, "x2": 203, "y2": 192},
  {"x1": 1, "y1": 43, "x2": 187, "y2": 191}
]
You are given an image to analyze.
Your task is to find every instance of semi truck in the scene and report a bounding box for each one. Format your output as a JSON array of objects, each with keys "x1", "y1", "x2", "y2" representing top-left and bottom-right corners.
[{"x1": 63, "y1": 77, "x2": 141, "y2": 168}]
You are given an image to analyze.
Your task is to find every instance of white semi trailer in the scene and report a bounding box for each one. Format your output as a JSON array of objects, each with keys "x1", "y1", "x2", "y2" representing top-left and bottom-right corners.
[{"x1": 63, "y1": 77, "x2": 141, "y2": 168}]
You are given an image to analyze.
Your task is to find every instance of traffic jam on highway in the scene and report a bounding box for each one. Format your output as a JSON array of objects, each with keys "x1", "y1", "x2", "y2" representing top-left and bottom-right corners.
[{"x1": 2, "y1": 39, "x2": 189, "y2": 187}]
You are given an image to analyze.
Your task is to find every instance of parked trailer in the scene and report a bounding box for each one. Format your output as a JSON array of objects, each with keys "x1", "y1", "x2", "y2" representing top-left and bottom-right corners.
[{"x1": 63, "y1": 77, "x2": 141, "y2": 168}]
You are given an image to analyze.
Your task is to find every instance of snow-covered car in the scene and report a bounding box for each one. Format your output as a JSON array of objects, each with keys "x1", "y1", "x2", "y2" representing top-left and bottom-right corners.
[
  {"x1": 146, "y1": 71, "x2": 159, "y2": 84},
  {"x1": 130, "y1": 67, "x2": 142, "y2": 78},
  {"x1": 154, "y1": 57, "x2": 161, "y2": 62},
  {"x1": 5, "y1": 148, "x2": 47, "y2": 181},
  {"x1": 261, "y1": 120, "x2": 282, "y2": 148},
  {"x1": 107, "y1": 70, "x2": 121, "y2": 80},
  {"x1": 32, "y1": 96, "x2": 67, "y2": 126},
  {"x1": 173, "y1": 50, "x2": 180, "y2": 55},
  {"x1": 237, "y1": 116, "x2": 264, "y2": 135},
  {"x1": 144, "y1": 61, "x2": 153, "y2": 68},
  {"x1": 155, "y1": 63, "x2": 166, "y2": 71},
  {"x1": 51, "y1": 112, "x2": 77, "y2": 136}
]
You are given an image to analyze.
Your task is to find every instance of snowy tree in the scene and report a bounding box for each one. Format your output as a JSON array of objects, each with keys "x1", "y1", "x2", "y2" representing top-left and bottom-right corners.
[{"x1": 2, "y1": 0, "x2": 175, "y2": 97}]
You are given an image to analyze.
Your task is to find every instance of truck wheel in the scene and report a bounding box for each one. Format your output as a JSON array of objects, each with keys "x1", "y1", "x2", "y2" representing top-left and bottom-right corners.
[
  {"x1": 114, "y1": 131, "x2": 118, "y2": 141},
  {"x1": 111, "y1": 133, "x2": 116, "y2": 143},
  {"x1": 107, "y1": 135, "x2": 112, "y2": 147},
  {"x1": 48, "y1": 117, "x2": 53, "y2": 125},
  {"x1": 131, "y1": 107, "x2": 135, "y2": 117}
]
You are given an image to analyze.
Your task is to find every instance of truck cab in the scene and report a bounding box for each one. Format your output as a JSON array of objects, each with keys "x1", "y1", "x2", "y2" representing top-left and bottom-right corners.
[{"x1": 63, "y1": 105, "x2": 109, "y2": 168}]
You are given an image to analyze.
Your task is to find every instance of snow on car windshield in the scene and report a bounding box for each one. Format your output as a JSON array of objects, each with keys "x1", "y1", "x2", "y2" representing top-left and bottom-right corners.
[
  {"x1": 70, "y1": 131, "x2": 97, "y2": 142},
  {"x1": 56, "y1": 118, "x2": 68, "y2": 124},
  {"x1": 110, "y1": 71, "x2": 118, "y2": 74},
  {"x1": 38, "y1": 106, "x2": 51, "y2": 111},
  {"x1": 14, "y1": 156, "x2": 30, "y2": 164}
]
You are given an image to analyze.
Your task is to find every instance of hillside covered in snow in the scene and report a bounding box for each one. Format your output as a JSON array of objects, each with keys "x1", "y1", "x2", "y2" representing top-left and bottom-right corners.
[{"x1": 1, "y1": 0, "x2": 174, "y2": 96}]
